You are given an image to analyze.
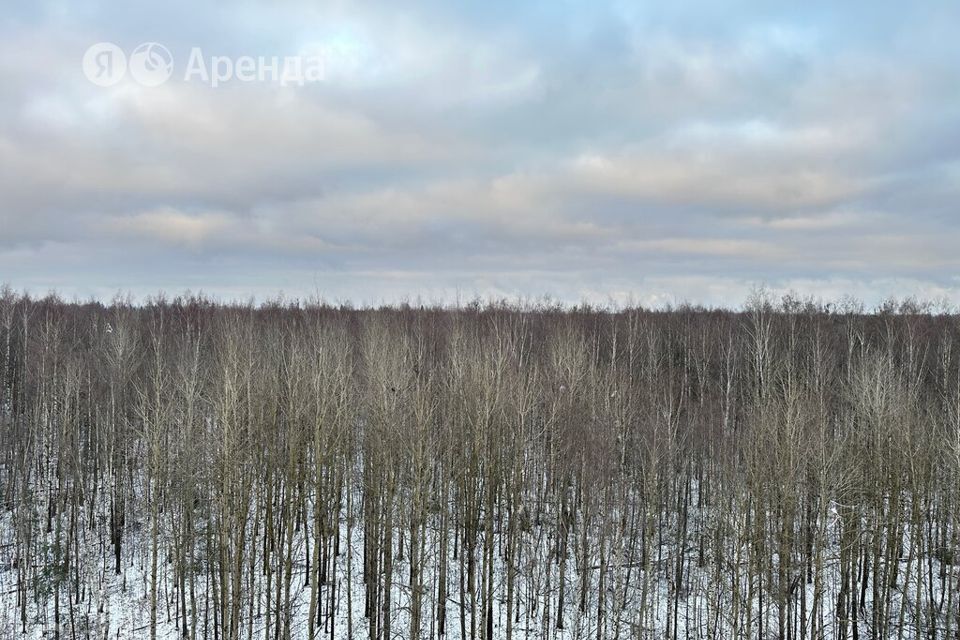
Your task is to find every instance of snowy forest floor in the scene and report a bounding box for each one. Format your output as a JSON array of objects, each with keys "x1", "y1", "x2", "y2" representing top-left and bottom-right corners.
[{"x1": 0, "y1": 480, "x2": 955, "y2": 640}]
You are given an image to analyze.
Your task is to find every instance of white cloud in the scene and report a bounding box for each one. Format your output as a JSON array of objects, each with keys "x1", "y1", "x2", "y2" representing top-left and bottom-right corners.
[{"x1": 0, "y1": 0, "x2": 958, "y2": 305}]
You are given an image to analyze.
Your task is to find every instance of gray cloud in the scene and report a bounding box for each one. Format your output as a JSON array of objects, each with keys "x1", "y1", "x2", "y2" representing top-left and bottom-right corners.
[{"x1": 1, "y1": 0, "x2": 959, "y2": 307}]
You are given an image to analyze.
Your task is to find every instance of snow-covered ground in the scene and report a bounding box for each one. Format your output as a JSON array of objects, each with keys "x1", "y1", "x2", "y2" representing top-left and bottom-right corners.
[{"x1": 1, "y1": 477, "x2": 954, "y2": 640}]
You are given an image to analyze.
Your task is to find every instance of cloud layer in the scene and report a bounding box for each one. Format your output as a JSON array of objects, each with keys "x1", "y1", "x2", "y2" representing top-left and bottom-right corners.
[{"x1": 1, "y1": 1, "x2": 959, "y2": 307}]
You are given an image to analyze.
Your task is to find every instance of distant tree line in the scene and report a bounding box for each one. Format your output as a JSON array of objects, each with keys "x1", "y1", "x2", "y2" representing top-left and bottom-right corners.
[{"x1": 0, "y1": 285, "x2": 958, "y2": 639}]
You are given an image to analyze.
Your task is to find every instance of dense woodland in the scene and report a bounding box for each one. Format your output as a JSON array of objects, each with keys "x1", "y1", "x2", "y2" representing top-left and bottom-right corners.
[{"x1": 0, "y1": 286, "x2": 959, "y2": 639}]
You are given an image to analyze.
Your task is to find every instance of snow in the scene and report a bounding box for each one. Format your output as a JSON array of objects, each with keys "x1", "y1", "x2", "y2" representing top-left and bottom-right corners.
[{"x1": 0, "y1": 475, "x2": 954, "y2": 639}]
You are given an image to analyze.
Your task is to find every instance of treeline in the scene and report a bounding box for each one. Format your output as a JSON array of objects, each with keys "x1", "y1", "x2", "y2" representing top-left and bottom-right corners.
[{"x1": 0, "y1": 287, "x2": 958, "y2": 639}]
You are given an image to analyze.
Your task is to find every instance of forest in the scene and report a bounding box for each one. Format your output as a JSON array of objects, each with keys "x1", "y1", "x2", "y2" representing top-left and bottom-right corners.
[{"x1": 0, "y1": 286, "x2": 958, "y2": 639}]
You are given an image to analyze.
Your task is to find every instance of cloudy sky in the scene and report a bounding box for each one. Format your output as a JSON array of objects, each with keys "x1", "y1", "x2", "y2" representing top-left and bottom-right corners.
[{"x1": 2, "y1": 1, "x2": 959, "y2": 307}]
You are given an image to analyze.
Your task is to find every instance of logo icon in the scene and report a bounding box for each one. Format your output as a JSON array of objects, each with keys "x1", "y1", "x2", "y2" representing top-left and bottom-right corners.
[
  {"x1": 128, "y1": 43, "x2": 174, "y2": 87},
  {"x1": 82, "y1": 42, "x2": 127, "y2": 87}
]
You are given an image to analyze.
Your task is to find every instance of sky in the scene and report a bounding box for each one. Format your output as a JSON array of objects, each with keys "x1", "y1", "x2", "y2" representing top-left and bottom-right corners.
[{"x1": 1, "y1": 1, "x2": 959, "y2": 308}]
